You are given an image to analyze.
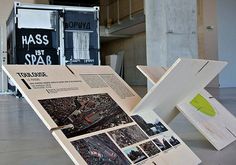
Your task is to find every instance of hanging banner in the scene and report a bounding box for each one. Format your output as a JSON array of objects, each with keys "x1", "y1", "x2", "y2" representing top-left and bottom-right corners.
[
  {"x1": 16, "y1": 28, "x2": 59, "y2": 65},
  {"x1": 64, "y1": 11, "x2": 99, "y2": 65},
  {"x1": 16, "y1": 49, "x2": 58, "y2": 65}
]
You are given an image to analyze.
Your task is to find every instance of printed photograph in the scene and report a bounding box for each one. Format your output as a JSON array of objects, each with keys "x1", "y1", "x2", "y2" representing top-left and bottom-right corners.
[
  {"x1": 165, "y1": 135, "x2": 180, "y2": 146},
  {"x1": 108, "y1": 125, "x2": 148, "y2": 148},
  {"x1": 153, "y1": 138, "x2": 172, "y2": 151},
  {"x1": 124, "y1": 146, "x2": 147, "y2": 164},
  {"x1": 131, "y1": 112, "x2": 168, "y2": 136},
  {"x1": 39, "y1": 93, "x2": 133, "y2": 138},
  {"x1": 139, "y1": 141, "x2": 160, "y2": 157},
  {"x1": 71, "y1": 133, "x2": 131, "y2": 165}
]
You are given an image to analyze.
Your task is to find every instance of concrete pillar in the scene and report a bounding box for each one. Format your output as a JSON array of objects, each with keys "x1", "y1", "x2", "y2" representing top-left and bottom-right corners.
[
  {"x1": 145, "y1": 0, "x2": 198, "y2": 68},
  {"x1": 217, "y1": 0, "x2": 236, "y2": 87}
]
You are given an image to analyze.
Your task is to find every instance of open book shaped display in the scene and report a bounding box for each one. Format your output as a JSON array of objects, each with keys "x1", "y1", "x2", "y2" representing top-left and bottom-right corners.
[
  {"x1": 3, "y1": 62, "x2": 201, "y2": 165},
  {"x1": 136, "y1": 58, "x2": 236, "y2": 150}
]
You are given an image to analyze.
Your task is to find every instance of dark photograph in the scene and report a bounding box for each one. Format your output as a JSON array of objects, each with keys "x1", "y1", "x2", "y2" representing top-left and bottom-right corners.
[
  {"x1": 132, "y1": 112, "x2": 168, "y2": 136},
  {"x1": 124, "y1": 146, "x2": 147, "y2": 164},
  {"x1": 108, "y1": 125, "x2": 148, "y2": 148},
  {"x1": 166, "y1": 135, "x2": 180, "y2": 146},
  {"x1": 153, "y1": 138, "x2": 172, "y2": 151},
  {"x1": 139, "y1": 141, "x2": 160, "y2": 157},
  {"x1": 71, "y1": 133, "x2": 131, "y2": 165},
  {"x1": 39, "y1": 93, "x2": 133, "y2": 138}
]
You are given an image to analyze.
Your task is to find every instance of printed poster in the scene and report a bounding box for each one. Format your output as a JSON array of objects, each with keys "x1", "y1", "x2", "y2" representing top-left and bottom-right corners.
[{"x1": 3, "y1": 64, "x2": 201, "y2": 164}]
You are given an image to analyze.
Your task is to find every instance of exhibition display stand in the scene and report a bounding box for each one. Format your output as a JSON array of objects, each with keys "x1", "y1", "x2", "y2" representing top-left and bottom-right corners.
[
  {"x1": 137, "y1": 59, "x2": 236, "y2": 150},
  {"x1": 3, "y1": 59, "x2": 201, "y2": 164}
]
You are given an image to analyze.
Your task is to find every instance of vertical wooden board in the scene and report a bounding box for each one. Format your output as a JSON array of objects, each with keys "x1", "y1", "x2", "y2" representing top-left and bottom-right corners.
[
  {"x1": 119, "y1": 0, "x2": 130, "y2": 19},
  {"x1": 177, "y1": 89, "x2": 236, "y2": 150},
  {"x1": 132, "y1": 58, "x2": 227, "y2": 123},
  {"x1": 132, "y1": 0, "x2": 144, "y2": 13},
  {"x1": 108, "y1": 1, "x2": 118, "y2": 23}
]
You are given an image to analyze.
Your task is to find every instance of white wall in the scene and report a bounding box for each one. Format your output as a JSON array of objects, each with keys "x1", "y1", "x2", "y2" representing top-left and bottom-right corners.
[{"x1": 217, "y1": 0, "x2": 236, "y2": 87}]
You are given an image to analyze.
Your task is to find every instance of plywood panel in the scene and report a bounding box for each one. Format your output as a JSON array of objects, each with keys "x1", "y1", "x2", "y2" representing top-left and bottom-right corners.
[
  {"x1": 133, "y1": 58, "x2": 227, "y2": 123},
  {"x1": 137, "y1": 60, "x2": 236, "y2": 150},
  {"x1": 132, "y1": 0, "x2": 144, "y2": 13},
  {"x1": 137, "y1": 65, "x2": 167, "y2": 84},
  {"x1": 3, "y1": 64, "x2": 201, "y2": 165},
  {"x1": 177, "y1": 89, "x2": 236, "y2": 150}
]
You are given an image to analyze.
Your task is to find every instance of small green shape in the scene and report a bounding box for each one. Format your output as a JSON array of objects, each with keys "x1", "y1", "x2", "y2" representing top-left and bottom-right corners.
[{"x1": 190, "y1": 94, "x2": 216, "y2": 117}]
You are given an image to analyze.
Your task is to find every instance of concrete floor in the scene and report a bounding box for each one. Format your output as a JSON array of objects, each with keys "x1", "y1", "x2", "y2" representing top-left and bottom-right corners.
[{"x1": 0, "y1": 87, "x2": 235, "y2": 165}]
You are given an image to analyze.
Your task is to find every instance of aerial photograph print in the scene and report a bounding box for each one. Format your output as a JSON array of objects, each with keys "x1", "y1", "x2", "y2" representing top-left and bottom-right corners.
[
  {"x1": 71, "y1": 133, "x2": 131, "y2": 165},
  {"x1": 39, "y1": 93, "x2": 133, "y2": 138}
]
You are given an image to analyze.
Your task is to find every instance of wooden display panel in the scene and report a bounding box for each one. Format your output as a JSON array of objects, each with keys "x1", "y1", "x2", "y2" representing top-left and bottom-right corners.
[
  {"x1": 3, "y1": 63, "x2": 200, "y2": 164},
  {"x1": 137, "y1": 59, "x2": 236, "y2": 150},
  {"x1": 133, "y1": 58, "x2": 227, "y2": 123}
]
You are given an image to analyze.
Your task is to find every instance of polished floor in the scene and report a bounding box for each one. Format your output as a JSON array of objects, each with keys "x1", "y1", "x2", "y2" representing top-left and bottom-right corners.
[{"x1": 0, "y1": 87, "x2": 235, "y2": 165}]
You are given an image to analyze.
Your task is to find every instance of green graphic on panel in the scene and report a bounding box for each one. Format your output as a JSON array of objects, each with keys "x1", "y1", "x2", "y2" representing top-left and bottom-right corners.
[{"x1": 190, "y1": 94, "x2": 216, "y2": 117}]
